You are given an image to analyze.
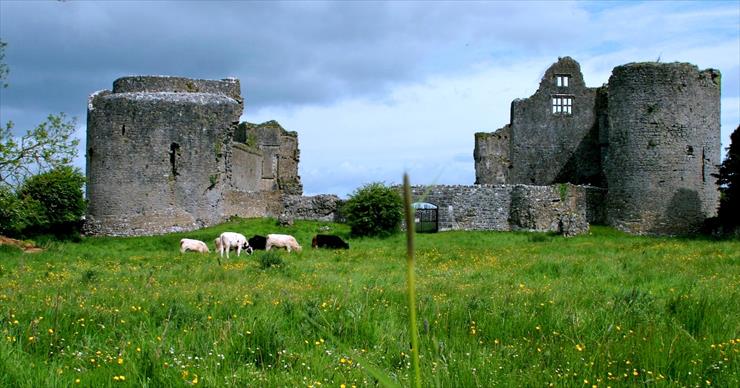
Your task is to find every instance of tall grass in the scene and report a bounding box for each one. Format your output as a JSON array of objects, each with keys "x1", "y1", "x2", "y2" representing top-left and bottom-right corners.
[
  {"x1": 402, "y1": 174, "x2": 421, "y2": 388},
  {"x1": 0, "y1": 218, "x2": 738, "y2": 387}
]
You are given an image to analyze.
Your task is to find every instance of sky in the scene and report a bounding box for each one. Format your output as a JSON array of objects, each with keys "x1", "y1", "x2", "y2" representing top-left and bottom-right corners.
[{"x1": 1, "y1": 0, "x2": 738, "y2": 198}]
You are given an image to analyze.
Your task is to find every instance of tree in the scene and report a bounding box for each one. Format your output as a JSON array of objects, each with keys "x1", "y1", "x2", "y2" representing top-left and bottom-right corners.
[
  {"x1": 342, "y1": 182, "x2": 404, "y2": 237},
  {"x1": 18, "y1": 165, "x2": 86, "y2": 235},
  {"x1": 0, "y1": 39, "x2": 80, "y2": 189},
  {"x1": 716, "y1": 125, "x2": 740, "y2": 231}
]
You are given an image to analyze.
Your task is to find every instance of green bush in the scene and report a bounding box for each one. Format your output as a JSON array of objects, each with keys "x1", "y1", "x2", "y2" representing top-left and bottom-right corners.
[
  {"x1": 17, "y1": 165, "x2": 85, "y2": 236},
  {"x1": 342, "y1": 182, "x2": 404, "y2": 237},
  {"x1": 0, "y1": 186, "x2": 20, "y2": 235},
  {"x1": 0, "y1": 186, "x2": 46, "y2": 237}
]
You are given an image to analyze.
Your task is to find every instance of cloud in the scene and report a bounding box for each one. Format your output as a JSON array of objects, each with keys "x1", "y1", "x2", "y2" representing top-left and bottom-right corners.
[{"x1": 1, "y1": 1, "x2": 738, "y2": 198}]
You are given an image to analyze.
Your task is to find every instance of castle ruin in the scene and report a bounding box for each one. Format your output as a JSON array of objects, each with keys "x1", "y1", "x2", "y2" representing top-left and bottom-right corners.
[
  {"x1": 474, "y1": 57, "x2": 721, "y2": 235},
  {"x1": 85, "y1": 76, "x2": 337, "y2": 236},
  {"x1": 85, "y1": 57, "x2": 721, "y2": 237}
]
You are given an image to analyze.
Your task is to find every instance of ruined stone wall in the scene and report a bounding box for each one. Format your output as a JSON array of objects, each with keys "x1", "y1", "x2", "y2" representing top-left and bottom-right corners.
[
  {"x1": 112, "y1": 76, "x2": 242, "y2": 102},
  {"x1": 508, "y1": 57, "x2": 602, "y2": 185},
  {"x1": 86, "y1": 76, "x2": 322, "y2": 236},
  {"x1": 222, "y1": 190, "x2": 284, "y2": 220},
  {"x1": 404, "y1": 184, "x2": 605, "y2": 235},
  {"x1": 605, "y1": 62, "x2": 721, "y2": 235},
  {"x1": 230, "y1": 143, "x2": 263, "y2": 192},
  {"x1": 85, "y1": 76, "x2": 242, "y2": 236},
  {"x1": 474, "y1": 126, "x2": 510, "y2": 184},
  {"x1": 236, "y1": 121, "x2": 303, "y2": 195},
  {"x1": 281, "y1": 194, "x2": 344, "y2": 222}
]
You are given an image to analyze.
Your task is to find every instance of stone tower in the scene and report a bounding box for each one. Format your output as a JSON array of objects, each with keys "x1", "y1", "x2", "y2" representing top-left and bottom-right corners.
[
  {"x1": 85, "y1": 76, "x2": 243, "y2": 235},
  {"x1": 605, "y1": 62, "x2": 721, "y2": 235},
  {"x1": 474, "y1": 57, "x2": 722, "y2": 235}
]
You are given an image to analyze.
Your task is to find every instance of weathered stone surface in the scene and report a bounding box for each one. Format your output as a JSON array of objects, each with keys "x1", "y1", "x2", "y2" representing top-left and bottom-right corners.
[
  {"x1": 402, "y1": 184, "x2": 600, "y2": 235},
  {"x1": 86, "y1": 79, "x2": 242, "y2": 236},
  {"x1": 559, "y1": 212, "x2": 589, "y2": 237},
  {"x1": 282, "y1": 194, "x2": 343, "y2": 222},
  {"x1": 474, "y1": 57, "x2": 721, "y2": 235},
  {"x1": 236, "y1": 121, "x2": 303, "y2": 195},
  {"x1": 112, "y1": 76, "x2": 242, "y2": 103},
  {"x1": 277, "y1": 214, "x2": 294, "y2": 227},
  {"x1": 474, "y1": 126, "x2": 510, "y2": 184},
  {"x1": 605, "y1": 62, "x2": 721, "y2": 235},
  {"x1": 86, "y1": 76, "x2": 311, "y2": 236},
  {"x1": 507, "y1": 57, "x2": 603, "y2": 186}
]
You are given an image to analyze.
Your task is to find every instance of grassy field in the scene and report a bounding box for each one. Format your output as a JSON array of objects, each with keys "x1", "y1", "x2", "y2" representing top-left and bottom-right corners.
[{"x1": 0, "y1": 218, "x2": 739, "y2": 387}]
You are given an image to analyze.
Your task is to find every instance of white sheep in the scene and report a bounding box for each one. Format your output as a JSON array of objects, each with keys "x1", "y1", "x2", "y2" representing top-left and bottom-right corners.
[
  {"x1": 215, "y1": 232, "x2": 251, "y2": 259},
  {"x1": 180, "y1": 238, "x2": 209, "y2": 253},
  {"x1": 265, "y1": 234, "x2": 302, "y2": 253}
]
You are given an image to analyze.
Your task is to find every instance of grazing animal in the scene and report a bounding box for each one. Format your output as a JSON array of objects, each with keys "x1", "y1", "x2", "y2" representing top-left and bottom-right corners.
[
  {"x1": 265, "y1": 234, "x2": 302, "y2": 253},
  {"x1": 311, "y1": 234, "x2": 349, "y2": 249},
  {"x1": 215, "y1": 232, "x2": 252, "y2": 260},
  {"x1": 180, "y1": 238, "x2": 210, "y2": 253},
  {"x1": 248, "y1": 235, "x2": 267, "y2": 250}
]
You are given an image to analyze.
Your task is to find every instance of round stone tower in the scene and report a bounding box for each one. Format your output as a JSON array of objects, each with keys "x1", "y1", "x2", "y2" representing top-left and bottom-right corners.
[
  {"x1": 85, "y1": 76, "x2": 243, "y2": 236},
  {"x1": 605, "y1": 62, "x2": 721, "y2": 235}
]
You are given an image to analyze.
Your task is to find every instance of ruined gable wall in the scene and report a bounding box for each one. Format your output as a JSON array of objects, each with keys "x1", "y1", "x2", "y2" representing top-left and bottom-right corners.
[
  {"x1": 474, "y1": 125, "x2": 510, "y2": 184},
  {"x1": 605, "y1": 62, "x2": 721, "y2": 235},
  {"x1": 85, "y1": 76, "x2": 242, "y2": 236},
  {"x1": 237, "y1": 120, "x2": 303, "y2": 195},
  {"x1": 508, "y1": 57, "x2": 601, "y2": 185},
  {"x1": 230, "y1": 143, "x2": 263, "y2": 192}
]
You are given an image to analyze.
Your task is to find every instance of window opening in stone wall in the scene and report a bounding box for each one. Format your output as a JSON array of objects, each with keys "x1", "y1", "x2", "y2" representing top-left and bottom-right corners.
[
  {"x1": 686, "y1": 145, "x2": 694, "y2": 156},
  {"x1": 556, "y1": 75, "x2": 570, "y2": 87},
  {"x1": 412, "y1": 202, "x2": 438, "y2": 233},
  {"x1": 551, "y1": 96, "x2": 573, "y2": 115},
  {"x1": 169, "y1": 142, "x2": 181, "y2": 177}
]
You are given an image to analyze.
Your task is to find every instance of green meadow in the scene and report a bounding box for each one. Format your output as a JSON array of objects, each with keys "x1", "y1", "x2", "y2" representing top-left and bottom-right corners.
[{"x1": 1, "y1": 218, "x2": 738, "y2": 387}]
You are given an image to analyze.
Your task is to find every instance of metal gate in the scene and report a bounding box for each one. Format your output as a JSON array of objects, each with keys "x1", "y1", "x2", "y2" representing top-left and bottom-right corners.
[{"x1": 412, "y1": 202, "x2": 438, "y2": 233}]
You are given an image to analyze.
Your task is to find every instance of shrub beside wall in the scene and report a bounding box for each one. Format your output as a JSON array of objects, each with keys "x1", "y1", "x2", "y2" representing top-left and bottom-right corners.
[
  {"x1": 342, "y1": 182, "x2": 404, "y2": 237},
  {"x1": 1, "y1": 166, "x2": 86, "y2": 238}
]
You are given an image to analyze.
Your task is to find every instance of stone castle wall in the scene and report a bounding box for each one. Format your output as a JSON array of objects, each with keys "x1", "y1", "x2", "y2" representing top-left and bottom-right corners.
[
  {"x1": 85, "y1": 76, "x2": 309, "y2": 236},
  {"x1": 605, "y1": 62, "x2": 721, "y2": 235},
  {"x1": 474, "y1": 125, "x2": 510, "y2": 184},
  {"x1": 85, "y1": 77, "x2": 243, "y2": 236},
  {"x1": 474, "y1": 57, "x2": 722, "y2": 235},
  {"x1": 507, "y1": 57, "x2": 603, "y2": 186},
  {"x1": 236, "y1": 121, "x2": 303, "y2": 195},
  {"x1": 405, "y1": 184, "x2": 605, "y2": 235}
]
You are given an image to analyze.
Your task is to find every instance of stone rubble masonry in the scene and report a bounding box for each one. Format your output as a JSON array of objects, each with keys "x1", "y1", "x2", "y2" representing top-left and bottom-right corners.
[
  {"x1": 474, "y1": 125, "x2": 510, "y2": 184},
  {"x1": 85, "y1": 77, "x2": 243, "y2": 236},
  {"x1": 281, "y1": 194, "x2": 344, "y2": 223},
  {"x1": 87, "y1": 57, "x2": 721, "y2": 237},
  {"x1": 605, "y1": 62, "x2": 721, "y2": 235},
  {"x1": 85, "y1": 76, "x2": 309, "y2": 236},
  {"x1": 474, "y1": 57, "x2": 721, "y2": 235},
  {"x1": 235, "y1": 121, "x2": 303, "y2": 195},
  {"x1": 404, "y1": 184, "x2": 605, "y2": 236}
]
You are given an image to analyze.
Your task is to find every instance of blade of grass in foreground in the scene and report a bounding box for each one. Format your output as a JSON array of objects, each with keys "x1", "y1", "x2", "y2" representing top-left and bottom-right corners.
[{"x1": 403, "y1": 173, "x2": 422, "y2": 388}]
